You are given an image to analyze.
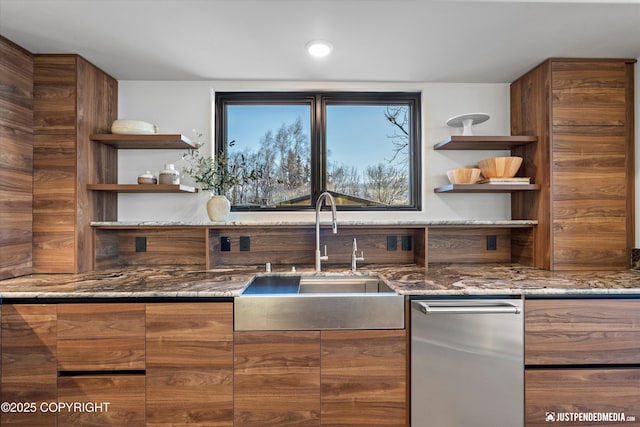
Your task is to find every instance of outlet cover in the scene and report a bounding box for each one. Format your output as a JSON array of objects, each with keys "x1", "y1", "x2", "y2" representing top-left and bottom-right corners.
[
  {"x1": 387, "y1": 236, "x2": 397, "y2": 251},
  {"x1": 220, "y1": 237, "x2": 231, "y2": 252},
  {"x1": 240, "y1": 236, "x2": 251, "y2": 252},
  {"x1": 135, "y1": 236, "x2": 147, "y2": 252},
  {"x1": 401, "y1": 235, "x2": 412, "y2": 251},
  {"x1": 486, "y1": 235, "x2": 497, "y2": 251}
]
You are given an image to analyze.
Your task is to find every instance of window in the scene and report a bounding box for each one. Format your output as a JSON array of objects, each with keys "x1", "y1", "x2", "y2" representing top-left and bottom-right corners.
[{"x1": 215, "y1": 92, "x2": 421, "y2": 210}]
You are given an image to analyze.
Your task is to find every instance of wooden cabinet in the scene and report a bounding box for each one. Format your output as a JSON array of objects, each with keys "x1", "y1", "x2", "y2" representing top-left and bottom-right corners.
[
  {"x1": 56, "y1": 303, "x2": 146, "y2": 426},
  {"x1": 146, "y1": 302, "x2": 234, "y2": 427},
  {"x1": 0, "y1": 36, "x2": 33, "y2": 279},
  {"x1": 234, "y1": 329, "x2": 407, "y2": 427},
  {"x1": 511, "y1": 58, "x2": 635, "y2": 270},
  {"x1": 57, "y1": 303, "x2": 145, "y2": 371},
  {"x1": 32, "y1": 54, "x2": 117, "y2": 273},
  {"x1": 1, "y1": 304, "x2": 57, "y2": 426},
  {"x1": 525, "y1": 298, "x2": 640, "y2": 426}
]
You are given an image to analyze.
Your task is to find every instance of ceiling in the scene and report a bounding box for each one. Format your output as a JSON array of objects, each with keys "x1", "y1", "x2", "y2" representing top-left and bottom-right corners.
[{"x1": 1, "y1": 0, "x2": 639, "y2": 83}]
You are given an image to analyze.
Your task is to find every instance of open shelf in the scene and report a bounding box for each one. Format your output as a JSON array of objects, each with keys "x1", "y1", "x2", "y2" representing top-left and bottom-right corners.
[
  {"x1": 87, "y1": 184, "x2": 197, "y2": 193},
  {"x1": 90, "y1": 134, "x2": 196, "y2": 149},
  {"x1": 434, "y1": 183, "x2": 541, "y2": 193},
  {"x1": 433, "y1": 135, "x2": 538, "y2": 150}
]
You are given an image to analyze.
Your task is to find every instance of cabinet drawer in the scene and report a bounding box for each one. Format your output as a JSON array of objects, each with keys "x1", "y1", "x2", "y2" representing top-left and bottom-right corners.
[
  {"x1": 58, "y1": 375, "x2": 145, "y2": 426},
  {"x1": 57, "y1": 303, "x2": 145, "y2": 371},
  {"x1": 525, "y1": 299, "x2": 640, "y2": 365},
  {"x1": 526, "y1": 369, "x2": 640, "y2": 426}
]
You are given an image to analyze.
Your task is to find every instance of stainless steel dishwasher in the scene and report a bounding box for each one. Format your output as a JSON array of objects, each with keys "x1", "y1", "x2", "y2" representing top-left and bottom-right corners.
[{"x1": 411, "y1": 298, "x2": 523, "y2": 427}]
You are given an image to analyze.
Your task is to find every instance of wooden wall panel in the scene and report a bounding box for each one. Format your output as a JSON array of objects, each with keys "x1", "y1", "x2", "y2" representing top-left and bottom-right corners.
[
  {"x1": 32, "y1": 54, "x2": 117, "y2": 272},
  {"x1": 211, "y1": 227, "x2": 419, "y2": 267},
  {"x1": 511, "y1": 58, "x2": 634, "y2": 270},
  {"x1": 234, "y1": 331, "x2": 321, "y2": 427},
  {"x1": 116, "y1": 228, "x2": 207, "y2": 266},
  {"x1": 321, "y1": 330, "x2": 407, "y2": 426},
  {"x1": 0, "y1": 36, "x2": 33, "y2": 279},
  {"x1": 146, "y1": 303, "x2": 233, "y2": 427},
  {"x1": 1, "y1": 304, "x2": 57, "y2": 426},
  {"x1": 511, "y1": 60, "x2": 551, "y2": 269},
  {"x1": 551, "y1": 61, "x2": 628, "y2": 126},
  {"x1": 428, "y1": 228, "x2": 511, "y2": 263}
]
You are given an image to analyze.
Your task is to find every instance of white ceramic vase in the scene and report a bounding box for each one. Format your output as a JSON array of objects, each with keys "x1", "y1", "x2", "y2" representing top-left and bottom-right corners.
[{"x1": 207, "y1": 195, "x2": 231, "y2": 221}]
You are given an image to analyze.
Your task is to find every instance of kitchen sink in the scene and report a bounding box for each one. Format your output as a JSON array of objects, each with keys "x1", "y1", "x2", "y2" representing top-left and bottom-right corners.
[{"x1": 235, "y1": 274, "x2": 404, "y2": 331}]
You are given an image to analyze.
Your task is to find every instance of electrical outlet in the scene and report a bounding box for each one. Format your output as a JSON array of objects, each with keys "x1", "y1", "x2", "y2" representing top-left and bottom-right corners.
[
  {"x1": 220, "y1": 237, "x2": 231, "y2": 252},
  {"x1": 240, "y1": 236, "x2": 251, "y2": 252},
  {"x1": 387, "y1": 236, "x2": 397, "y2": 251},
  {"x1": 401, "y1": 235, "x2": 412, "y2": 251},
  {"x1": 486, "y1": 235, "x2": 497, "y2": 251},
  {"x1": 135, "y1": 236, "x2": 147, "y2": 252}
]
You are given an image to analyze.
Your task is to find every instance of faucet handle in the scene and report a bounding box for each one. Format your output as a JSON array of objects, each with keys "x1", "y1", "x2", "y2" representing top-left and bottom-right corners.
[{"x1": 323, "y1": 244, "x2": 328, "y2": 257}]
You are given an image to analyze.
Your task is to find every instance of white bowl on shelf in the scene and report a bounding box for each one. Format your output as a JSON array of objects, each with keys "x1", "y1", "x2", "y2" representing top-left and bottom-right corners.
[{"x1": 111, "y1": 119, "x2": 159, "y2": 135}]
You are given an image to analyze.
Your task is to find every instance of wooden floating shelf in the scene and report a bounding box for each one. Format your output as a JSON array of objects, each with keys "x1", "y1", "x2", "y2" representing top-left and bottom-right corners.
[
  {"x1": 90, "y1": 134, "x2": 196, "y2": 149},
  {"x1": 433, "y1": 135, "x2": 538, "y2": 150},
  {"x1": 434, "y1": 183, "x2": 541, "y2": 193},
  {"x1": 87, "y1": 184, "x2": 198, "y2": 193}
]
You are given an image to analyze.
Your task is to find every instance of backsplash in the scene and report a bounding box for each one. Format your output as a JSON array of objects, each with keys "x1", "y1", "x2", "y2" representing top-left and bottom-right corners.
[{"x1": 633, "y1": 248, "x2": 640, "y2": 269}]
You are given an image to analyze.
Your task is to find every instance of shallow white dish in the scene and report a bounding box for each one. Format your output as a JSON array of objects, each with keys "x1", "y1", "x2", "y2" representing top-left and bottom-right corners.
[{"x1": 111, "y1": 119, "x2": 158, "y2": 135}]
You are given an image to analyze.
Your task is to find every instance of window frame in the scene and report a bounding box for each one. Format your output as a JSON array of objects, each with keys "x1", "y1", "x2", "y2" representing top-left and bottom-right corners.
[{"x1": 215, "y1": 91, "x2": 421, "y2": 211}]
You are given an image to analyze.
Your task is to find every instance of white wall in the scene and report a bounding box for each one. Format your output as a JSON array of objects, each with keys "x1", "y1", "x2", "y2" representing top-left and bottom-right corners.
[
  {"x1": 117, "y1": 81, "x2": 512, "y2": 223},
  {"x1": 117, "y1": 77, "x2": 640, "y2": 247}
]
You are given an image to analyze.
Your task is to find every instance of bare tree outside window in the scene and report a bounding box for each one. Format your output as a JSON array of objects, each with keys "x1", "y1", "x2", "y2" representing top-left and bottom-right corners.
[{"x1": 217, "y1": 92, "x2": 420, "y2": 210}]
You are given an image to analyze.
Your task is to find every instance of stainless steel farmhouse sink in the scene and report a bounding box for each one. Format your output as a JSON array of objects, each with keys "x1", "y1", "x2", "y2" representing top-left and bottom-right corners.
[{"x1": 234, "y1": 274, "x2": 404, "y2": 331}]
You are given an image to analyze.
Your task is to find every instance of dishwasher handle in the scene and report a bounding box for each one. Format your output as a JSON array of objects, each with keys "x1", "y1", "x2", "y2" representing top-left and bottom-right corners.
[{"x1": 415, "y1": 301, "x2": 521, "y2": 315}]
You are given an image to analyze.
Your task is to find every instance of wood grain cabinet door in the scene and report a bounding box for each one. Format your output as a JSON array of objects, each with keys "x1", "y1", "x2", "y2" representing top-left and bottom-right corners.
[
  {"x1": 146, "y1": 302, "x2": 234, "y2": 427},
  {"x1": 57, "y1": 303, "x2": 145, "y2": 371},
  {"x1": 525, "y1": 299, "x2": 640, "y2": 365},
  {"x1": 1, "y1": 304, "x2": 57, "y2": 427},
  {"x1": 526, "y1": 369, "x2": 640, "y2": 426},
  {"x1": 321, "y1": 329, "x2": 407, "y2": 427},
  {"x1": 234, "y1": 331, "x2": 322, "y2": 427},
  {"x1": 57, "y1": 375, "x2": 145, "y2": 427}
]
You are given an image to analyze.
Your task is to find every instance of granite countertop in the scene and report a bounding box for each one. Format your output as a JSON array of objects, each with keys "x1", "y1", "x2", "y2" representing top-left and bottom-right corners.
[
  {"x1": 90, "y1": 219, "x2": 538, "y2": 228},
  {"x1": 0, "y1": 263, "x2": 639, "y2": 299}
]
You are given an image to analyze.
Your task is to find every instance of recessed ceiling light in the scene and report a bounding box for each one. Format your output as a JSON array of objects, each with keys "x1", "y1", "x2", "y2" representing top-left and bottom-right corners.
[{"x1": 306, "y1": 40, "x2": 333, "y2": 58}]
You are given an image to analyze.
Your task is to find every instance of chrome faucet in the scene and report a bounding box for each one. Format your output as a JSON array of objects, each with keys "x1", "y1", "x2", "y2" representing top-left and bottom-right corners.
[
  {"x1": 351, "y1": 237, "x2": 365, "y2": 272},
  {"x1": 315, "y1": 192, "x2": 338, "y2": 272}
]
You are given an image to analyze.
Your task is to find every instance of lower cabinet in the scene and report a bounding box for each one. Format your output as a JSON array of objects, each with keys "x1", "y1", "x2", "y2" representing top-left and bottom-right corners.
[
  {"x1": 0, "y1": 301, "x2": 234, "y2": 427},
  {"x1": 57, "y1": 375, "x2": 145, "y2": 426},
  {"x1": 146, "y1": 302, "x2": 234, "y2": 427},
  {"x1": 1, "y1": 304, "x2": 57, "y2": 427},
  {"x1": 234, "y1": 329, "x2": 408, "y2": 427},
  {"x1": 525, "y1": 298, "x2": 640, "y2": 427}
]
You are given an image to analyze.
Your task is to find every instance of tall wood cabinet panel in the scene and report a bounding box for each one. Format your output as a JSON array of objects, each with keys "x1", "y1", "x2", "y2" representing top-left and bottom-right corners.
[
  {"x1": 1, "y1": 304, "x2": 57, "y2": 426},
  {"x1": 0, "y1": 36, "x2": 33, "y2": 279},
  {"x1": 511, "y1": 58, "x2": 635, "y2": 270},
  {"x1": 33, "y1": 54, "x2": 117, "y2": 273},
  {"x1": 146, "y1": 302, "x2": 234, "y2": 427}
]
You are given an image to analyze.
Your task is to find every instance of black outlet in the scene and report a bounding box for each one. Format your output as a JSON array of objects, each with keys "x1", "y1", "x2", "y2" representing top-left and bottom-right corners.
[
  {"x1": 401, "y1": 235, "x2": 412, "y2": 251},
  {"x1": 220, "y1": 236, "x2": 231, "y2": 252},
  {"x1": 486, "y1": 235, "x2": 497, "y2": 251},
  {"x1": 387, "y1": 236, "x2": 397, "y2": 251},
  {"x1": 135, "y1": 236, "x2": 147, "y2": 252},
  {"x1": 240, "y1": 236, "x2": 251, "y2": 252}
]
